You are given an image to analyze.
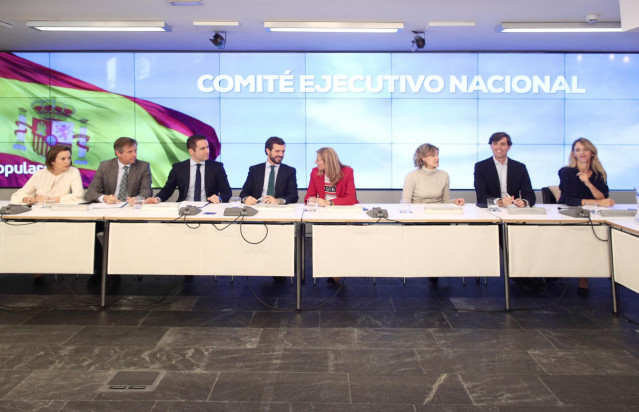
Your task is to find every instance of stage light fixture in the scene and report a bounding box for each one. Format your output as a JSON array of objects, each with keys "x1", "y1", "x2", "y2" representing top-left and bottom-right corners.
[
  {"x1": 210, "y1": 31, "x2": 226, "y2": 48},
  {"x1": 412, "y1": 31, "x2": 425, "y2": 51}
]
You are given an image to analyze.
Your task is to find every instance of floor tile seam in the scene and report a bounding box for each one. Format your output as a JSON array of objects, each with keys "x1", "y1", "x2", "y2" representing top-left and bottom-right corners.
[
  {"x1": 246, "y1": 311, "x2": 258, "y2": 327},
  {"x1": 53, "y1": 325, "x2": 90, "y2": 346},
  {"x1": 205, "y1": 371, "x2": 221, "y2": 401},
  {"x1": 0, "y1": 369, "x2": 37, "y2": 402},
  {"x1": 532, "y1": 328, "x2": 561, "y2": 350},
  {"x1": 451, "y1": 371, "x2": 477, "y2": 406},
  {"x1": 137, "y1": 310, "x2": 157, "y2": 327},
  {"x1": 413, "y1": 348, "x2": 428, "y2": 374},
  {"x1": 533, "y1": 373, "x2": 564, "y2": 406},
  {"x1": 440, "y1": 311, "x2": 454, "y2": 329}
]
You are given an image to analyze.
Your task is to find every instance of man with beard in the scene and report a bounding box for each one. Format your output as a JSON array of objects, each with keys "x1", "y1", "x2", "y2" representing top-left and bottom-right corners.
[{"x1": 240, "y1": 136, "x2": 298, "y2": 205}]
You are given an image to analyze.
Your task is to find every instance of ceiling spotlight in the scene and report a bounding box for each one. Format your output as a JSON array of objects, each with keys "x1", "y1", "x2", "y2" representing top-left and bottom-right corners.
[
  {"x1": 210, "y1": 31, "x2": 226, "y2": 49},
  {"x1": 412, "y1": 31, "x2": 425, "y2": 51}
]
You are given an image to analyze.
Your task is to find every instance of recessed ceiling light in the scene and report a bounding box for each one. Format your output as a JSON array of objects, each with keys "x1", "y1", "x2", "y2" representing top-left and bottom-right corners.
[
  {"x1": 169, "y1": 0, "x2": 203, "y2": 5},
  {"x1": 497, "y1": 22, "x2": 622, "y2": 33},
  {"x1": 427, "y1": 21, "x2": 476, "y2": 27},
  {"x1": 264, "y1": 21, "x2": 403, "y2": 33},
  {"x1": 193, "y1": 21, "x2": 240, "y2": 30},
  {"x1": 26, "y1": 20, "x2": 171, "y2": 32}
]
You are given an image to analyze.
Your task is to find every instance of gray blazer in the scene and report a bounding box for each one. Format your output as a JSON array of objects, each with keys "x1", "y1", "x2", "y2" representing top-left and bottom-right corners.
[{"x1": 85, "y1": 158, "x2": 153, "y2": 202}]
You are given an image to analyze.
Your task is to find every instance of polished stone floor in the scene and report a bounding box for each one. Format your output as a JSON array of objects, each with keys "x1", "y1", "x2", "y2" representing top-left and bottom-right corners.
[{"x1": 0, "y1": 268, "x2": 638, "y2": 411}]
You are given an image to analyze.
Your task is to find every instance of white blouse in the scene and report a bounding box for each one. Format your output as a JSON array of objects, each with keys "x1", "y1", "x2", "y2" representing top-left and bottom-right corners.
[{"x1": 10, "y1": 166, "x2": 84, "y2": 204}]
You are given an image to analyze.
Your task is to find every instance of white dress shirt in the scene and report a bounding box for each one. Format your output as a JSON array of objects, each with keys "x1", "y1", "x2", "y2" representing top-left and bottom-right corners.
[
  {"x1": 493, "y1": 157, "x2": 509, "y2": 198},
  {"x1": 186, "y1": 159, "x2": 206, "y2": 201}
]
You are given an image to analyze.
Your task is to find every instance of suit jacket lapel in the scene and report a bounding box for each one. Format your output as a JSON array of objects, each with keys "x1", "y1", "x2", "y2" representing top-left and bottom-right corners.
[
  {"x1": 255, "y1": 164, "x2": 265, "y2": 196},
  {"x1": 126, "y1": 161, "x2": 137, "y2": 193},
  {"x1": 505, "y1": 158, "x2": 514, "y2": 195},
  {"x1": 203, "y1": 160, "x2": 215, "y2": 196},
  {"x1": 274, "y1": 165, "x2": 285, "y2": 195},
  {"x1": 108, "y1": 158, "x2": 120, "y2": 195},
  {"x1": 180, "y1": 161, "x2": 191, "y2": 195},
  {"x1": 487, "y1": 159, "x2": 500, "y2": 194}
]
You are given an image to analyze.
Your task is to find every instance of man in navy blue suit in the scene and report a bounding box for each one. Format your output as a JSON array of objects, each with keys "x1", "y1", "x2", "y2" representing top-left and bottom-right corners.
[
  {"x1": 474, "y1": 132, "x2": 535, "y2": 208},
  {"x1": 240, "y1": 136, "x2": 298, "y2": 205},
  {"x1": 147, "y1": 134, "x2": 232, "y2": 204}
]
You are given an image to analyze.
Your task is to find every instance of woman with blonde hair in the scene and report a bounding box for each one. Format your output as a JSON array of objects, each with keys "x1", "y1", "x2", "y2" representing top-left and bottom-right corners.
[
  {"x1": 305, "y1": 147, "x2": 358, "y2": 207},
  {"x1": 558, "y1": 138, "x2": 614, "y2": 207},
  {"x1": 11, "y1": 144, "x2": 84, "y2": 205},
  {"x1": 402, "y1": 143, "x2": 465, "y2": 205},
  {"x1": 558, "y1": 137, "x2": 614, "y2": 295}
]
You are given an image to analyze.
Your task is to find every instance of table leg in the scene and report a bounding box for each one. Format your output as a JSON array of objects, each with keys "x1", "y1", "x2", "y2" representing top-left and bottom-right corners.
[
  {"x1": 608, "y1": 225, "x2": 618, "y2": 315},
  {"x1": 296, "y1": 222, "x2": 303, "y2": 311},
  {"x1": 501, "y1": 222, "x2": 510, "y2": 312},
  {"x1": 100, "y1": 220, "x2": 110, "y2": 308}
]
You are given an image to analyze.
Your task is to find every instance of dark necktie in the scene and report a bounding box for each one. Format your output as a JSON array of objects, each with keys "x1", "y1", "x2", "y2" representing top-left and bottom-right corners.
[
  {"x1": 117, "y1": 165, "x2": 129, "y2": 201},
  {"x1": 194, "y1": 163, "x2": 202, "y2": 201},
  {"x1": 267, "y1": 165, "x2": 275, "y2": 196}
]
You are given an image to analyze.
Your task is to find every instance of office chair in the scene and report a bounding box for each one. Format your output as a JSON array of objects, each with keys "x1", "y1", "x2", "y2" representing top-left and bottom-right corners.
[{"x1": 541, "y1": 185, "x2": 560, "y2": 204}]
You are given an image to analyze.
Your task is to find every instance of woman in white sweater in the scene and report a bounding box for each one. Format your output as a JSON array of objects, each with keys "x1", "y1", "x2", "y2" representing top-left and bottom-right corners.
[
  {"x1": 11, "y1": 145, "x2": 84, "y2": 205},
  {"x1": 402, "y1": 143, "x2": 465, "y2": 205}
]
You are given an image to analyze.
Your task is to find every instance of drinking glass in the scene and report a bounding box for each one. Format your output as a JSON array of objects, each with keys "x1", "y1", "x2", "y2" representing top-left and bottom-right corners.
[
  {"x1": 487, "y1": 198, "x2": 500, "y2": 212},
  {"x1": 306, "y1": 197, "x2": 318, "y2": 212},
  {"x1": 43, "y1": 197, "x2": 56, "y2": 208},
  {"x1": 230, "y1": 196, "x2": 241, "y2": 208},
  {"x1": 399, "y1": 198, "x2": 412, "y2": 213}
]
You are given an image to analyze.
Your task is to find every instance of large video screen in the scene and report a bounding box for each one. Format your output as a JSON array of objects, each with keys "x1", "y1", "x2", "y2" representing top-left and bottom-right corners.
[{"x1": 1, "y1": 52, "x2": 637, "y2": 190}]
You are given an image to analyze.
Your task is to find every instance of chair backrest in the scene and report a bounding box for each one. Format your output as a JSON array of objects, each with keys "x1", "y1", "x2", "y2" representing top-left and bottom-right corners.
[{"x1": 541, "y1": 185, "x2": 560, "y2": 204}]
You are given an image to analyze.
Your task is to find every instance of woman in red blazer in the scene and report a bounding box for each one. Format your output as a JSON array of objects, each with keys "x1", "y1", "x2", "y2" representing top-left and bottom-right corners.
[{"x1": 305, "y1": 147, "x2": 358, "y2": 206}]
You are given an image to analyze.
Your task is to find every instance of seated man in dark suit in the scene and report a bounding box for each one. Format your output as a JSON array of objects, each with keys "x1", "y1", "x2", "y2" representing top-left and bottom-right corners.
[
  {"x1": 475, "y1": 131, "x2": 542, "y2": 291},
  {"x1": 474, "y1": 131, "x2": 535, "y2": 208},
  {"x1": 85, "y1": 136, "x2": 153, "y2": 203},
  {"x1": 240, "y1": 136, "x2": 298, "y2": 205},
  {"x1": 146, "y1": 134, "x2": 231, "y2": 204}
]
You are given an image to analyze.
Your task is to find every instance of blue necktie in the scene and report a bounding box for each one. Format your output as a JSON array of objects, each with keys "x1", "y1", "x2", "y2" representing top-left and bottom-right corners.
[{"x1": 194, "y1": 163, "x2": 202, "y2": 201}]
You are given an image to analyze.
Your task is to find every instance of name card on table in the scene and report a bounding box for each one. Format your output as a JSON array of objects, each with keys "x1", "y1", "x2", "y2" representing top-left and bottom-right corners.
[{"x1": 423, "y1": 204, "x2": 464, "y2": 214}]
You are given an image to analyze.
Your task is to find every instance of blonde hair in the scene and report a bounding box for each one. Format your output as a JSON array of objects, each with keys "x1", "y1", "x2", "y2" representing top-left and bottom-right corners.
[
  {"x1": 316, "y1": 147, "x2": 346, "y2": 185},
  {"x1": 568, "y1": 138, "x2": 607, "y2": 182},
  {"x1": 413, "y1": 143, "x2": 438, "y2": 168}
]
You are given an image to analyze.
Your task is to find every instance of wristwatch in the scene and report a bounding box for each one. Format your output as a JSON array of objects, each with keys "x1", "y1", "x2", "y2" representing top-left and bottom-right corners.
[{"x1": 329, "y1": 200, "x2": 334, "y2": 206}]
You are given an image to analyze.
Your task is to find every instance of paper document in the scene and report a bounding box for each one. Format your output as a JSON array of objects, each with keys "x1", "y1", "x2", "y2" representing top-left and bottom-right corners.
[
  {"x1": 89, "y1": 202, "x2": 127, "y2": 209},
  {"x1": 507, "y1": 207, "x2": 547, "y2": 215}
]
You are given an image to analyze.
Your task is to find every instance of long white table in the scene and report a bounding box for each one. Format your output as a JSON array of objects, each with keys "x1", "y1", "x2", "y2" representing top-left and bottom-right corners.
[
  {"x1": 305, "y1": 203, "x2": 501, "y2": 279},
  {"x1": 606, "y1": 216, "x2": 639, "y2": 298},
  {"x1": 0, "y1": 202, "x2": 304, "y2": 308},
  {"x1": 0, "y1": 203, "x2": 101, "y2": 274},
  {"x1": 1, "y1": 201, "x2": 637, "y2": 313},
  {"x1": 489, "y1": 204, "x2": 634, "y2": 312},
  {"x1": 100, "y1": 202, "x2": 303, "y2": 308}
]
